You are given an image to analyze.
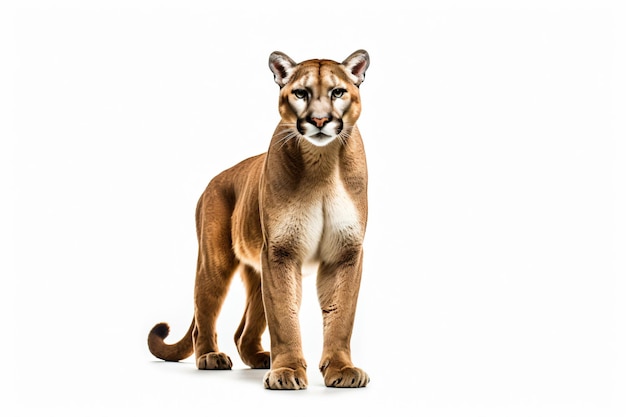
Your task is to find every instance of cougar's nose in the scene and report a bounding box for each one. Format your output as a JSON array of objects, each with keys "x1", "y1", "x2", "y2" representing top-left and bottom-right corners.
[{"x1": 308, "y1": 115, "x2": 332, "y2": 128}]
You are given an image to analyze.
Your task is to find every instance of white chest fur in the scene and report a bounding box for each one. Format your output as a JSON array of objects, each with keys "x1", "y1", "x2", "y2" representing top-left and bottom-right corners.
[
  {"x1": 318, "y1": 176, "x2": 362, "y2": 262},
  {"x1": 272, "y1": 169, "x2": 362, "y2": 272}
]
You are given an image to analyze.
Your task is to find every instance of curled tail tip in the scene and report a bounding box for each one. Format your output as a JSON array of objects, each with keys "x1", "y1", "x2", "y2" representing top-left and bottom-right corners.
[
  {"x1": 147, "y1": 322, "x2": 173, "y2": 360},
  {"x1": 147, "y1": 320, "x2": 194, "y2": 362},
  {"x1": 149, "y1": 322, "x2": 170, "y2": 340}
]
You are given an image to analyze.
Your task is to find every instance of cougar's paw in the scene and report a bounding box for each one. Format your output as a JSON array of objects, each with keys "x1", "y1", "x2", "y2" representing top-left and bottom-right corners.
[
  {"x1": 242, "y1": 351, "x2": 271, "y2": 369},
  {"x1": 196, "y1": 352, "x2": 233, "y2": 370},
  {"x1": 321, "y1": 363, "x2": 369, "y2": 388},
  {"x1": 263, "y1": 367, "x2": 308, "y2": 390}
]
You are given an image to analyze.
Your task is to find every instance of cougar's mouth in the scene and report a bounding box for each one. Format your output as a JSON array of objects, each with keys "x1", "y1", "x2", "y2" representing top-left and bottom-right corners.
[
  {"x1": 304, "y1": 131, "x2": 336, "y2": 147},
  {"x1": 311, "y1": 132, "x2": 331, "y2": 139}
]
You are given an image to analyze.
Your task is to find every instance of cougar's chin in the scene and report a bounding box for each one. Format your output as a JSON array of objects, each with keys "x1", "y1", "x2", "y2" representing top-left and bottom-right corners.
[{"x1": 303, "y1": 132, "x2": 337, "y2": 147}]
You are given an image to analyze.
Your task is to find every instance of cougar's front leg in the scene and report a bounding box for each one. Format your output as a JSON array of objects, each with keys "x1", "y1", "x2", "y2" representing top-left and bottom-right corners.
[
  {"x1": 317, "y1": 246, "x2": 369, "y2": 388},
  {"x1": 261, "y1": 243, "x2": 308, "y2": 390}
]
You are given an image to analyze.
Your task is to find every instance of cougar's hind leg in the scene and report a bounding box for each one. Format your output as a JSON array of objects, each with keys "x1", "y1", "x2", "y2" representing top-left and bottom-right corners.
[
  {"x1": 193, "y1": 187, "x2": 239, "y2": 370},
  {"x1": 234, "y1": 265, "x2": 270, "y2": 369}
]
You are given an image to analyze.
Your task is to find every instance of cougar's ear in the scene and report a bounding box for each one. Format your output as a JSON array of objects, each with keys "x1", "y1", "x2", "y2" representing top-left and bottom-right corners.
[
  {"x1": 269, "y1": 51, "x2": 297, "y2": 88},
  {"x1": 342, "y1": 49, "x2": 370, "y2": 86}
]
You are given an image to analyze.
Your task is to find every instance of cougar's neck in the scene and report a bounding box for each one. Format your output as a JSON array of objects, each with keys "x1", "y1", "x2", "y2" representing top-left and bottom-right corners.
[
  {"x1": 299, "y1": 140, "x2": 342, "y2": 175},
  {"x1": 281, "y1": 135, "x2": 351, "y2": 177},
  {"x1": 266, "y1": 125, "x2": 360, "y2": 192}
]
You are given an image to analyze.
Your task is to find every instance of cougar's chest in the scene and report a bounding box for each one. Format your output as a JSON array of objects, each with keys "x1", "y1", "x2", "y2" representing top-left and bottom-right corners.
[{"x1": 280, "y1": 172, "x2": 363, "y2": 270}]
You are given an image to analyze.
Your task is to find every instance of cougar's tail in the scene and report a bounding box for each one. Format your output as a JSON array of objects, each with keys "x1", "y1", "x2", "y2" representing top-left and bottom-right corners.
[{"x1": 147, "y1": 319, "x2": 195, "y2": 361}]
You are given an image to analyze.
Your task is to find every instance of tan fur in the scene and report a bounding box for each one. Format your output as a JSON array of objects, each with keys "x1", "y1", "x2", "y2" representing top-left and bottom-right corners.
[{"x1": 148, "y1": 50, "x2": 370, "y2": 389}]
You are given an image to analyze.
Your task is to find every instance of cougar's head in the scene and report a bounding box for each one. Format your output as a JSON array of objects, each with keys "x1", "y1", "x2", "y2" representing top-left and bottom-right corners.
[{"x1": 269, "y1": 50, "x2": 369, "y2": 147}]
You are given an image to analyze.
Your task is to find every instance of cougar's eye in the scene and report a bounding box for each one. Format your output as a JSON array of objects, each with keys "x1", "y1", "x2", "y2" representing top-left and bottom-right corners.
[
  {"x1": 293, "y1": 89, "x2": 308, "y2": 99},
  {"x1": 332, "y1": 88, "x2": 347, "y2": 99}
]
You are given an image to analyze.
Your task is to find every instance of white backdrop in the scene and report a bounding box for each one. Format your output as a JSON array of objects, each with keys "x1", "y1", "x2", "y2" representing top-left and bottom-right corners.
[{"x1": 3, "y1": 1, "x2": 625, "y2": 416}]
